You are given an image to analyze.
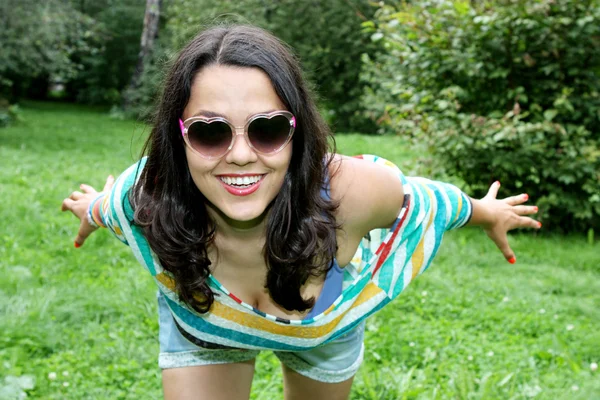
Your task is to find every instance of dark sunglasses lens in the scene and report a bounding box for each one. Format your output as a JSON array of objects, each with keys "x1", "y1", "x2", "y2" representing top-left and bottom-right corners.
[
  {"x1": 187, "y1": 121, "x2": 232, "y2": 157},
  {"x1": 248, "y1": 115, "x2": 291, "y2": 154}
]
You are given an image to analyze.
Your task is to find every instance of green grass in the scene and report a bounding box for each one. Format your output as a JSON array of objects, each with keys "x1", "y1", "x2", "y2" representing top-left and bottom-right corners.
[{"x1": 1, "y1": 102, "x2": 599, "y2": 399}]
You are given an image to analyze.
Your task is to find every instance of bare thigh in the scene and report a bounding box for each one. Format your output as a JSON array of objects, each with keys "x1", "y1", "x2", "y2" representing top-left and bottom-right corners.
[
  {"x1": 281, "y1": 363, "x2": 354, "y2": 400},
  {"x1": 162, "y1": 359, "x2": 256, "y2": 400}
]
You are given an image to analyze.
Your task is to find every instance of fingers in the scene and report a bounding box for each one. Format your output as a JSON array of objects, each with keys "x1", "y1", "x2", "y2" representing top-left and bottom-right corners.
[
  {"x1": 80, "y1": 184, "x2": 97, "y2": 194},
  {"x1": 74, "y1": 229, "x2": 90, "y2": 248},
  {"x1": 61, "y1": 198, "x2": 75, "y2": 212},
  {"x1": 516, "y1": 216, "x2": 542, "y2": 230},
  {"x1": 79, "y1": 175, "x2": 114, "y2": 195},
  {"x1": 512, "y1": 205, "x2": 538, "y2": 216},
  {"x1": 493, "y1": 232, "x2": 516, "y2": 264},
  {"x1": 485, "y1": 181, "x2": 501, "y2": 199},
  {"x1": 69, "y1": 191, "x2": 84, "y2": 200},
  {"x1": 505, "y1": 193, "x2": 529, "y2": 206},
  {"x1": 103, "y1": 175, "x2": 115, "y2": 192}
]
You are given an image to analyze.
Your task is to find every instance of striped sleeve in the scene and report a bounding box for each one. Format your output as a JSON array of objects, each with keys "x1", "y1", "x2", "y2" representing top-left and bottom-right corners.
[
  {"x1": 88, "y1": 158, "x2": 147, "y2": 245},
  {"x1": 405, "y1": 177, "x2": 473, "y2": 231},
  {"x1": 355, "y1": 155, "x2": 473, "y2": 302}
]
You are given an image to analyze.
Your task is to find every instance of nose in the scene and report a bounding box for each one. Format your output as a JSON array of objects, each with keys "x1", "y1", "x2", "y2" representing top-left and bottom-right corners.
[{"x1": 224, "y1": 127, "x2": 258, "y2": 165}]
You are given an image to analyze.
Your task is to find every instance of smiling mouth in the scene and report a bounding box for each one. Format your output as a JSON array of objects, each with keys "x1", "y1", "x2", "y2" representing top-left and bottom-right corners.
[{"x1": 218, "y1": 174, "x2": 265, "y2": 189}]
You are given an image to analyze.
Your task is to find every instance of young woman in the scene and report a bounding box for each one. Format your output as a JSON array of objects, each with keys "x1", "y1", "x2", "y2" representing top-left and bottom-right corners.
[{"x1": 61, "y1": 25, "x2": 540, "y2": 400}]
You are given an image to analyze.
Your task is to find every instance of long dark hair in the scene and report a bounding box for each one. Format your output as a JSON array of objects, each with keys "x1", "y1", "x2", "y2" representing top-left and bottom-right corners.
[{"x1": 131, "y1": 24, "x2": 338, "y2": 313}]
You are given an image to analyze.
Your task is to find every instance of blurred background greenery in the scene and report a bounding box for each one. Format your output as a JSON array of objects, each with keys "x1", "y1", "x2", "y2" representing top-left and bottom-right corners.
[
  {"x1": 1, "y1": 1, "x2": 600, "y2": 399},
  {"x1": 1, "y1": 0, "x2": 598, "y2": 233}
]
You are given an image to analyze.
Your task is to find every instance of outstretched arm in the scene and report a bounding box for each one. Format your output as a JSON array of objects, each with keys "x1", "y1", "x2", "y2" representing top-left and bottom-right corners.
[{"x1": 331, "y1": 155, "x2": 540, "y2": 264}]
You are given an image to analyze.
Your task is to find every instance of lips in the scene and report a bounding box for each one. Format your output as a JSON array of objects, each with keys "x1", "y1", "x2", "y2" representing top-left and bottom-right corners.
[{"x1": 217, "y1": 174, "x2": 265, "y2": 196}]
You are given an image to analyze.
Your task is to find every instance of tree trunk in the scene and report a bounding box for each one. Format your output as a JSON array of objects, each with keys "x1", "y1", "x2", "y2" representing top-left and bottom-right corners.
[{"x1": 122, "y1": 0, "x2": 161, "y2": 110}]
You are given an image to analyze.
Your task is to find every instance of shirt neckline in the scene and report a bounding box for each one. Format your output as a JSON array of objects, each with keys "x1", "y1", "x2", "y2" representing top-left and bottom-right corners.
[{"x1": 207, "y1": 194, "x2": 411, "y2": 325}]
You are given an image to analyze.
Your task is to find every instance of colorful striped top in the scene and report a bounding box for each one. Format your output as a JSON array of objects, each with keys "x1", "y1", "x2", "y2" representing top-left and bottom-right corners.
[{"x1": 92, "y1": 154, "x2": 472, "y2": 351}]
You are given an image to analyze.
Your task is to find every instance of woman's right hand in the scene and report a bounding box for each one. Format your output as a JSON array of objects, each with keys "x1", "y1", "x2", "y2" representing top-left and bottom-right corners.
[{"x1": 61, "y1": 175, "x2": 114, "y2": 247}]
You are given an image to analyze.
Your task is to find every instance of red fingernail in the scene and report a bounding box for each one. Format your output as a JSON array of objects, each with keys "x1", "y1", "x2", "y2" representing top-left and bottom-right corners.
[
  {"x1": 538, "y1": 222, "x2": 542, "y2": 228},
  {"x1": 508, "y1": 257, "x2": 516, "y2": 264},
  {"x1": 74, "y1": 242, "x2": 81, "y2": 248},
  {"x1": 495, "y1": 180, "x2": 501, "y2": 186},
  {"x1": 534, "y1": 206, "x2": 538, "y2": 212},
  {"x1": 523, "y1": 194, "x2": 529, "y2": 201}
]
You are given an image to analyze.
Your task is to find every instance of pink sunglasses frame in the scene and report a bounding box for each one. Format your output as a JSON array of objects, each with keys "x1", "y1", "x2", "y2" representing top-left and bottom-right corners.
[{"x1": 179, "y1": 110, "x2": 296, "y2": 159}]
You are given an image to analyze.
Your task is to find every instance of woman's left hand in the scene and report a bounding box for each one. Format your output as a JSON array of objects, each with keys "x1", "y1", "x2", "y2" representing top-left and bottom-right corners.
[{"x1": 469, "y1": 181, "x2": 541, "y2": 264}]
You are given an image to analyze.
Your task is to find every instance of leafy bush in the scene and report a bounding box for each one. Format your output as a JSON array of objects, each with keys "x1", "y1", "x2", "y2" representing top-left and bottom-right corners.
[
  {"x1": 0, "y1": 0, "x2": 145, "y2": 107},
  {"x1": 361, "y1": 0, "x2": 600, "y2": 233},
  {"x1": 0, "y1": 98, "x2": 21, "y2": 128},
  {"x1": 0, "y1": 0, "x2": 105, "y2": 102},
  {"x1": 134, "y1": 0, "x2": 379, "y2": 131},
  {"x1": 120, "y1": 43, "x2": 171, "y2": 121},
  {"x1": 65, "y1": 0, "x2": 147, "y2": 106}
]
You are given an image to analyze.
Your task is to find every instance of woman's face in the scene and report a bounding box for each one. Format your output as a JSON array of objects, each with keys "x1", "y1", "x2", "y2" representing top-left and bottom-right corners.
[{"x1": 182, "y1": 65, "x2": 293, "y2": 229}]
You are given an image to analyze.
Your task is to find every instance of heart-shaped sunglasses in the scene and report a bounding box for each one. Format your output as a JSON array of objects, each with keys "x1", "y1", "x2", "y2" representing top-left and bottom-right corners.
[{"x1": 179, "y1": 111, "x2": 296, "y2": 159}]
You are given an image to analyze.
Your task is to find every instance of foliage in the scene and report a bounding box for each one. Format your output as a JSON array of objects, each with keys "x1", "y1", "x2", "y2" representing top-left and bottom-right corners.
[
  {"x1": 0, "y1": 0, "x2": 104, "y2": 102},
  {"x1": 133, "y1": 0, "x2": 379, "y2": 131},
  {"x1": 0, "y1": 0, "x2": 146, "y2": 112},
  {"x1": 120, "y1": 42, "x2": 172, "y2": 121},
  {"x1": 1, "y1": 102, "x2": 599, "y2": 398},
  {"x1": 0, "y1": 98, "x2": 21, "y2": 128},
  {"x1": 361, "y1": 0, "x2": 600, "y2": 233},
  {"x1": 65, "y1": 0, "x2": 147, "y2": 105}
]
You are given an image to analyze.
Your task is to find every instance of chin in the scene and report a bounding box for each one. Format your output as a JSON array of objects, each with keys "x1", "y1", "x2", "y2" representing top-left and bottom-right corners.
[{"x1": 211, "y1": 201, "x2": 270, "y2": 227}]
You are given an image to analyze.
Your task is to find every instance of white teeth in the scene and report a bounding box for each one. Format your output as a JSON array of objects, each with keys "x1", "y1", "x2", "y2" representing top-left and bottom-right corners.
[{"x1": 219, "y1": 175, "x2": 262, "y2": 186}]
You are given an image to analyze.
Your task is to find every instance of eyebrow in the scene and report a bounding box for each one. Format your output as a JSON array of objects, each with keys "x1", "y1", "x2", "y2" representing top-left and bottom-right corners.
[
  {"x1": 191, "y1": 110, "x2": 227, "y2": 118},
  {"x1": 191, "y1": 109, "x2": 279, "y2": 119}
]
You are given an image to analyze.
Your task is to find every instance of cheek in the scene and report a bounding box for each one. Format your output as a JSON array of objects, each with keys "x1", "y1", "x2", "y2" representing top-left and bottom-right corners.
[
  {"x1": 268, "y1": 152, "x2": 292, "y2": 190},
  {"x1": 185, "y1": 150, "x2": 217, "y2": 189}
]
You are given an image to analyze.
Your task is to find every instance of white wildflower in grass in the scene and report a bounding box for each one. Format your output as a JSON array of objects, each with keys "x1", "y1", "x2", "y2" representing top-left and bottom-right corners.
[
  {"x1": 421, "y1": 291, "x2": 427, "y2": 297},
  {"x1": 571, "y1": 385, "x2": 579, "y2": 391},
  {"x1": 366, "y1": 320, "x2": 379, "y2": 332},
  {"x1": 591, "y1": 362, "x2": 598, "y2": 372},
  {"x1": 539, "y1": 308, "x2": 546, "y2": 314},
  {"x1": 48, "y1": 372, "x2": 57, "y2": 380},
  {"x1": 502, "y1": 296, "x2": 509, "y2": 302},
  {"x1": 62, "y1": 371, "x2": 69, "y2": 377},
  {"x1": 487, "y1": 351, "x2": 494, "y2": 357},
  {"x1": 566, "y1": 324, "x2": 574, "y2": 331},
  {"x1": 409, "y1": 342, "x2": 415, "y2": 347},
  {"x1": 467, "y1": 355, "x2": 473, "y2": 361},
  {"x1": 63, "y1": 382, "x2": 69, "y2": 387}
]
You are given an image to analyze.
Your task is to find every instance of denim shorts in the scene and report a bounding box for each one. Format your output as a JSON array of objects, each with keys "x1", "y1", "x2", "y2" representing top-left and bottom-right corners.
[{"x1": 157, "y1": 292, "x2": 365, "y2": 383}]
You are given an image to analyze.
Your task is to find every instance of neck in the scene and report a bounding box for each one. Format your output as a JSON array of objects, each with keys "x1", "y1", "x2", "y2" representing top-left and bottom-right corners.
[
  {"x1": 206, "y1": 202, "x2": 268, "y2": 242},
  {"x1": 205, "y1": 203, "x2": 269, "y2": 273}
]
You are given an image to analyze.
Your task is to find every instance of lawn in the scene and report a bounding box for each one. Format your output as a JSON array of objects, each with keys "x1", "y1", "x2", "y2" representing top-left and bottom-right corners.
[{"x1": 1, "y1": 102, "x2": 598, "y2": 399}]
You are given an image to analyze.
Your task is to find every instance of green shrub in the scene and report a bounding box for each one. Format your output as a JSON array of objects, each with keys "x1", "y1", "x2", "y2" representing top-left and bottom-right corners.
[
  {"x1": 0, "y1": 98, "x2": 21, "y2": 127},
  {"x1": 361, "y1": 0, "x2": 600, "y2": 233},
  {"x1": 64, "y1": 0, "x2": 147, "y2": 106},
  {"x1": 133, "y1": 0, "x2": 379, "y2": 132},
  {"x1": 0, "y1": 0, "x2": 145, "y2": 106},
  {"x1": 120, "y1": 43, "x2": 172, "y2": 121}
]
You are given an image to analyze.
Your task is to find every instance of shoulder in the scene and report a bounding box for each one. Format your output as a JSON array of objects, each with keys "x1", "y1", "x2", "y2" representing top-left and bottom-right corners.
[
  {"x1": 108, "y1": 158, "x2": 148, "y2": 215},
  {"x1": 328, "y1": 154, "x2": 404, "y2": 235}
]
